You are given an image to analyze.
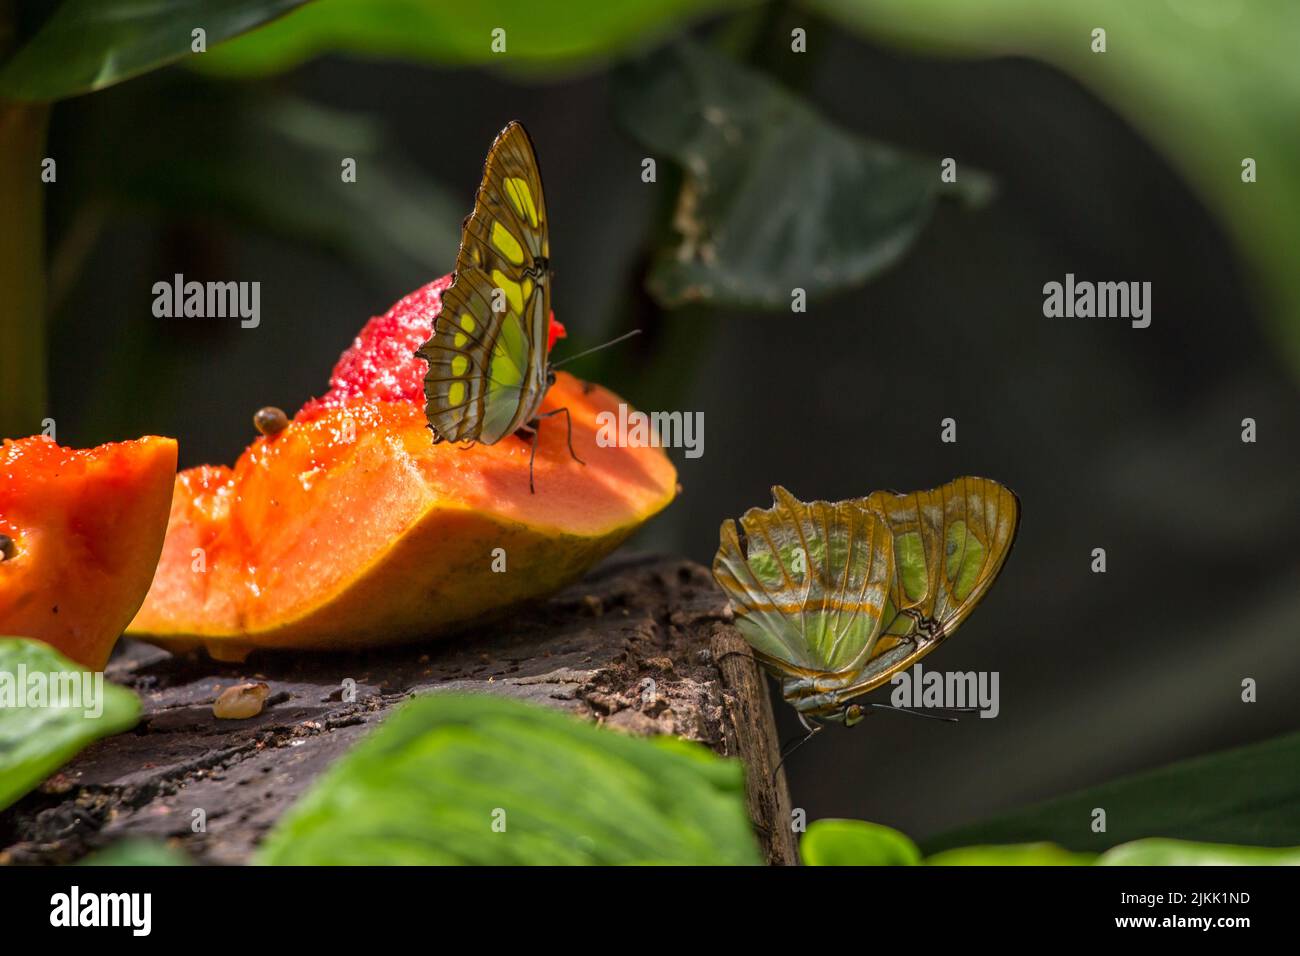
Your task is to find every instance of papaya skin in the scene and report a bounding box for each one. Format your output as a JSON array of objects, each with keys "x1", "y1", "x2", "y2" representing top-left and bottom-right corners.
[
  {"x1": 128, "y1": 374, "x2": 676, "y2": 659},
  {"x1": 0, "y1": 435, "x2": 178, "y2": 669}
]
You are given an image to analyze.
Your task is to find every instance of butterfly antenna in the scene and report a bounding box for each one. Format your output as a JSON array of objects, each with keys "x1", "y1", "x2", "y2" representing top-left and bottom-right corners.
[
  {"x1": 550, "y1": 329, "x2": 642, "y2": 368},
  {"x1": 771, "y1": 724, "x2": 821, "y2": 783},
  {"x1": 866, "y1": 703, "x2": 959, "y2": 723}
]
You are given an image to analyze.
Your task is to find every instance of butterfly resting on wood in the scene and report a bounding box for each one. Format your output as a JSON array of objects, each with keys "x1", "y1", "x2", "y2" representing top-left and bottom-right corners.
[
  {"x1": 712, "y1": 476, "x2": 1019, "y2": 731},
  {"x1": 416, "y1": 121, "x2": 578, "y2": 492}
]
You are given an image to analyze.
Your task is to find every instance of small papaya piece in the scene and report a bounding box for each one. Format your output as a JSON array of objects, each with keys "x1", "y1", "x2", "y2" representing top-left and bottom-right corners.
[{"x1": 1, "y1": 435, "x2": 177, "y2": 669}]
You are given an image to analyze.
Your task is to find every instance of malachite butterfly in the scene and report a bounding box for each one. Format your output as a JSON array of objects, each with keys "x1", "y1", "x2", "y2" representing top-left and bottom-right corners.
[
  {"x1": 416, "y1": 121, "x2": 574, "y2": 490},
  {"x1": 712, "y1": 477, "x2": 1019, "y2": 727}
]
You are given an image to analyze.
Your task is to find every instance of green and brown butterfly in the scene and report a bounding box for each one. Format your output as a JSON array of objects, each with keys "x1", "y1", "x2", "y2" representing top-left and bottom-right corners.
[
  {"x1": 416, "y1": 121, "x2": 579, "y2": 491},
  {"x1": 712, "y1": 476, "x2": 1019, "y2": 729}
]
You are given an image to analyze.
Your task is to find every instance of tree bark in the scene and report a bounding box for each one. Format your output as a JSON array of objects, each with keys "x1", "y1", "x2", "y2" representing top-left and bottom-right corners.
[{"x1": 0, "y1": 554, "x2": 797, "y2": 865}]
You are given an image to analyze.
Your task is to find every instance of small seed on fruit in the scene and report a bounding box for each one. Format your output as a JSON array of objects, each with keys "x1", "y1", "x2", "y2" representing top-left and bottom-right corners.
[
  {"x1": 0, "y1": 534, "x2": 15, "y2": 561},
  {"x1": 213, "y1": 682, "x2": 271, "y2": 719},
  {"x1": 254, "y1": 406, "x2": 289, "y2": 436}
]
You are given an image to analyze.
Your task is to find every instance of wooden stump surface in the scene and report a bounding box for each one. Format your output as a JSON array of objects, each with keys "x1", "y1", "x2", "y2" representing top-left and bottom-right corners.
[{"x1": 0, "y1": 554, "x2": 797, "y2": 866}]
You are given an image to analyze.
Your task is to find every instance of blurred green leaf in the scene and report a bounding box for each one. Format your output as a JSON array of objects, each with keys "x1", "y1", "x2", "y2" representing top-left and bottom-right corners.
[
  {"x1": 923, "y1": 731, "x2": 1300, "y2": 855},
  {"x1": 805, "y1": 818, "x2": 1300, "y2": 866},
  {"x1": 79, "y1": 839, "x2": 192, "y2": 866},
  {"x1": 1099, "y1": 838, "x2": 1300, "y2": 866},
  {"x1": 198, "y1": 0, "x2": 755, "y2": 77},
  {"x1": 0, "y1": 0, "x2": 310, "y2": 101},
  {"x1": 0, "y1": 638, "x2": 140, "y2": 811},
  {"x1": 82, "y1": 80, "x2": 461, "y2": 289},
  {"x1": 801, "y1": 819, "x2": 922, "y2": 865},
  {"x1": 614, "y1": 41, "x2": 989, "y2": 309},
  {"x1": 255, "y1": 692, "x2": 762, "y2": 865},
  {"x1": 926, "y1": 842, "x2": 1095, "y2": 866},
  {"x1": 813, "y1": 0, "x2": 1300, "y2": 377}
]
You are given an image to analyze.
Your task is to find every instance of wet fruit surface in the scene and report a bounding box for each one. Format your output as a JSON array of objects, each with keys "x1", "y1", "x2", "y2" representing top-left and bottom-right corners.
[
  {"x1": 0, "y1": 435, "x2": 177, "y2": 668},
  {"x1": 129, "y1": 279, "x2": 668, "y2": 659}
]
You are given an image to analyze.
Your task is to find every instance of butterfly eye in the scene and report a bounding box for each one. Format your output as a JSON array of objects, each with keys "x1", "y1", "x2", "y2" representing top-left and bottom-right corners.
[
  {"x1": 844, "y1": 704, "x2": 865, "y2": 727},
  {"x1": 547, "y1": 370, "x2": 556, "y2": 386}
]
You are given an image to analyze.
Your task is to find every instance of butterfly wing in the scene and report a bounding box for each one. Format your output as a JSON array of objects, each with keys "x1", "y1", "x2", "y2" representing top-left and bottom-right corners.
[
  {"x1": 867, "y1": 476, "x2": 1020, "y2": 635},
  {"x1": 418, "y1": 122, "x2": 551, "y2": 444},
  {"x1": 824, "y1": 476, "x2": 1020, "y2": 700},
  {"x1": 712, "y1": 486, "x2": 894, "y2": 678}
]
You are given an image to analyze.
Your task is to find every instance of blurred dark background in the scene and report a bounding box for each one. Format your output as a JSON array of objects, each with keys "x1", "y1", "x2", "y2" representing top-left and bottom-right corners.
[{"x1": 21, "y1": 4, "x2": 1300, "y2": 841}]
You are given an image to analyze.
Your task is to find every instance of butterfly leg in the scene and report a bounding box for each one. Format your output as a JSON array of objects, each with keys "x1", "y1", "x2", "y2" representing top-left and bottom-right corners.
[
  {"x1": 536, "y1": 406, "x2": 585, "y2": 466},
  {"x1": 518, "y1": 407, "x2": 584, "y2": 495},
  {"x1": 513, "y1": 423, "x2": 541, "y2": 494},
  {"x1": 773, "y1": 717, "x2": 822, "y2": 782}
]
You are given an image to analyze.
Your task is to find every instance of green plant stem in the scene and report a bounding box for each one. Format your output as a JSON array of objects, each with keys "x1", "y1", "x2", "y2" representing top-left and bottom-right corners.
[{"x1": 0, "y1": 97, "x2": 48, "y2": 439}]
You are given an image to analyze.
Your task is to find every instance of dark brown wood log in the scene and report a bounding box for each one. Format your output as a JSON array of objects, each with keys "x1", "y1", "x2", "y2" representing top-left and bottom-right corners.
[{"x1": 0, "y1": 554, "x2": 797, "y2": 866}]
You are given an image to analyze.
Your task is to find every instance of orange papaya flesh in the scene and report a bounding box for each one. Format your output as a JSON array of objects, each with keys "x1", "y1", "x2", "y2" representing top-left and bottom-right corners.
[
  {"x1": 131, "y1": 275, "x2": 662, "y2": 660},
  {"x1": 129, "y1": 374, "x2": 676, "y2": 659},
  {"x1": 0, "y1": 435, "x2": 178, "y2": 669}
]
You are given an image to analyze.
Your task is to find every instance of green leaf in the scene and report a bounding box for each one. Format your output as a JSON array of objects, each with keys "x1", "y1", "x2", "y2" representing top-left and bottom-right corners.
[
  {"x1": 926, "y1": 842, "x2": 1095, "y2": 866},
  {"x1": 0, "y1": 638, "x2": 140, "y2": 811},
  {"x1": 813, "y1": 0, "x2": 1300, "y2": 376},
  {"x1": 613, "y1": 40, "x2": 988, "y2": 309},
  {"x1": 198, "y1": 0, "x2": 755, "y2": 77},
  {"x1": 1099, "y1": 839, "x2": 1300, "y2": 867},
  {"x1": 79, "y1": 839, "x2": 193, "y2": 866},
  {"x1": 255, "y1": 693, "x2": 763, "y2": 865},
  {"x1": 801, "y1": 819, "x2": 922, "y2": 865},
  {"x1": 923, "y1": 731, "x2": 1300, "y2": 855},
  {"x1": 0, "y1": 0, "x2": 311, "y2": 101},
  {"x1": 81, "y1": 81, "x2": 462, "y2": 290}
]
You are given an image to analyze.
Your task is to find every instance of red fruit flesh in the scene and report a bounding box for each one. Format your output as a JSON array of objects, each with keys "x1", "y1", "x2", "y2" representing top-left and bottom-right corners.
[{"x1": 299, "y1": 274, "x2": 567, "y2": 422}]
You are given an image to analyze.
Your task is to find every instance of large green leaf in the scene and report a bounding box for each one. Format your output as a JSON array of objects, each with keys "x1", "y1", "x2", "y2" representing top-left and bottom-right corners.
[
  {"x1": 614, "y1": 41, "x2": 988, "y2": 309},
  {"x1": 813, "y1": 0, "x2": 1300, "y2": 377},
  {"x1": 801, "y1": 819, "x2": 921, "y2": 865},
  {"x1": 0, "y1": 638, "x2": 140, "y2": 811},
  {"x1": 255, "y1": 693, "x2": 762, "y2": 865},
  {"x1": 76, "y1": 81, "x2": 462, "y2": 290},
  {"x1": 0, "y1": 0, "x2": 311, "y2": 101},
  {"x1": 923, "y1": 731, "x2": 1300, "y2": 855},
  {"x1": 197, "y1": 0, "x2": 754, "y2": 77}
]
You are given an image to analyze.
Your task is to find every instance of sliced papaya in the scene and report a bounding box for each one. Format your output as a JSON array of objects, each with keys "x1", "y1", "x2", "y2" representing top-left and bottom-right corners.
[
  {"x1": 129, "y1": 279, "x2": 674, "y2": 660},
  {"x1": 0, "y1": 435, "x2": 178, "y2": 669}
]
